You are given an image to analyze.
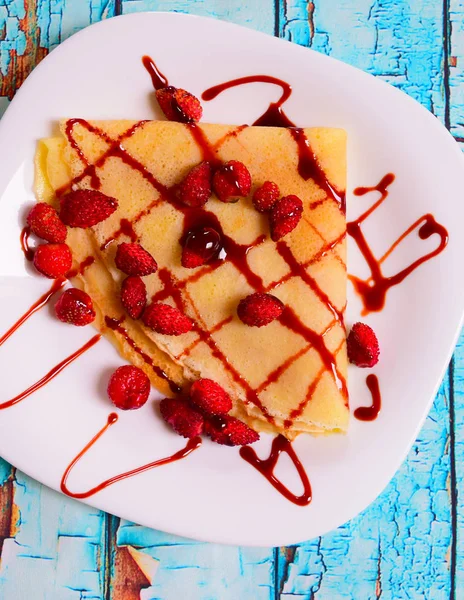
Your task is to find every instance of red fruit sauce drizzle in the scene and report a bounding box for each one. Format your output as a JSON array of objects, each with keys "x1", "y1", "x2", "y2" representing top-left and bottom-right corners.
[
  {"x1": 20, "y1": 226, "x2": 34, "y2": 261},
  {"x1": 61, "y1": 412, "x2": 201, "y2": 499},
  {"x1": 354, "y1": 374, "x2": 381, "y2": 421},
  {"x1": 0, "y1": 334, "x2": 100, "y2": 411},
  {"x1": 240, "y1": 435, "x2": 312, "y2": 506},
  {"x1": 142, "y1": 55, "x2": 169, "y2": 90},
  {"x1": 104, "y1": 316, "x2": 181, "y2": 394},
  {"x1": 348, "y1": 173, "x2": 448, "y2": 315},
  {"x1": 0, "y1": 278, "x2": 66, "y2": 348},
  {"x1": 201, "y1": 74, "x2": 345, "y2": 213}
]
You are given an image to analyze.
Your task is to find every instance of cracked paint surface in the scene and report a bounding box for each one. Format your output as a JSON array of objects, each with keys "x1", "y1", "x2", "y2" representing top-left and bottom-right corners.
[{"x1": 0, "y1": 0, "x2": 462, "y2": 598}]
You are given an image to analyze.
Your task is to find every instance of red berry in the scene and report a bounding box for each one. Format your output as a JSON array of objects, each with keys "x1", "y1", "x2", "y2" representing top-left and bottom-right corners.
[
  {"x1": 237, "y1": 293, "x2": 284, "y2": 327},
  {"x1": 212, "y1": 161, "x2": 252, "y2": 202},
  {"x1": 142, "y1": 302, "x2": 193, "y2": 336},
  {"x1": 270, "y1": 195, "x2": 303, "y2": 241},
  {"x1": 108, "y1": 365, "x2": 151, "y2": 410},
  {"x1": 115, "y1": 243, "x2": 158, "y2": 276},
  {"x1": 181, "y1": 227, "x2": 222, "y2": 269},
  {"x1": 178, "y1": 162, "x2": 213, "y2": 207},
  {"x1": 252, "y1": 181, "x2": 280, "y2": 213},
  {"x1": 204, "y1": 415, "x2": 259, "y2": 446},
  {"x1": 190, "y1": 379, "x2": 232, "y2": 416},
  {"x1": 55, "y1": 288, "x2": 96, "y2": 326},
  {"x1": 160, "y1": 397, "x2": 204, "y2": 438},
  {"x1": 121, "y1": 276, "x2": 147, "y2": 320},
  {"x1": 33, "y1": 243, "x2": 72, "y2": 278},
  {"x1": 26, "y1": 203, "x2": 67, "y2": 243},
  {"x1": 156, "y1": 86, "x2": 203, "y2": 123},
  {"x1": 347, "y1": 322, "x2": 380, "y2": 368},
  {"x1": 60, "y1": 189, "x2": 118, "y2": 228}
]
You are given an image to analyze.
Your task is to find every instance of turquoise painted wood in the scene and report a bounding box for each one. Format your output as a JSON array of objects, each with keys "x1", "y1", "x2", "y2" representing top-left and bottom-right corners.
[{"x1": 0, "y1": 1, "x2": 461, "y2": 598}]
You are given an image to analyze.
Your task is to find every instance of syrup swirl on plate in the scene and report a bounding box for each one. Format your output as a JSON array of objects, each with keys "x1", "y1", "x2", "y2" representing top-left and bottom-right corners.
[
  {"x1": 347, "y1": 174, "x2": 448, "y2": 314},
  {"x1": 240, "y1": 435, "x2": 312, "y2": 506},
  {"x1": 0, "y1": 334, "x2": 101, "y2": 411},
  {"x1": 61, "y1": 412, "x2": 201, "y2": 499},
  {"x1": 354, "y1": 374, "x2": 381, "y2": 421}
]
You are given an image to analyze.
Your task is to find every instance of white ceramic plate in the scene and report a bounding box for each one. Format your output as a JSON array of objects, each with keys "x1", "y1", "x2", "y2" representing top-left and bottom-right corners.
[{"x1": 0, "y1": 12, "x2": 463, "y2": 547}]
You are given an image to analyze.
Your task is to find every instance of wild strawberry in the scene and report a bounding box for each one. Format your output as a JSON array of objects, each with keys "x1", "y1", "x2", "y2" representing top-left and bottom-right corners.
[
  {"x1": 115, "y1": 243, "x2": 158, "y2": 276},
  {"x1": 252, "y1": 181, "x2": 280, "y2": 213},
  {"x1": 237, "y1": 293, "x2": 284, "y2": 327},
  {"x1": 347, "y1": 322, "x2": 380, "y2": 368},
  {"x1": 204, "y1": 415, "x2": 259, "y2": 446},
  {"x1": 26, "y1": 203, "x2": 67, "y2": 243},
  {"x1": 190, "y1": 379, "x2": 232, "y2": 416},
  {"x1": 181, "y1": 227, "x2": 222, "y2": 269},
  {"x1": 107, "y1": 365, "x2": 151, "y2": 410},
  {"x1": 33, "y1": 243, "x2": 72, "y2": 278},
  {"x1": 269, "y1": 195, "x2": 303, "y2": 241},
  {"x1": 178, "y1": 162, "x2": 212, "y2": 207},
  {"x1": 55, "y1": 288, "x2": 96, "y2": 326},
  {"x1": 160, "y1": 397, "x2": 204, "y2": 438},
  {"x1": 121, "y1": 276, "x2": 147, "y2": 320},
  {"x1": 156, "y1": 86, "x2": 203, "y2": 123},
  {"x1": 212, "y1": 161, "x2": 252, "y2": 202},
  {"x1": 60, "y1": 189, "x2": 118, "y2": 228},
  {"x1": 142, "y1": 302, "x2": 193, "y2": 336}
]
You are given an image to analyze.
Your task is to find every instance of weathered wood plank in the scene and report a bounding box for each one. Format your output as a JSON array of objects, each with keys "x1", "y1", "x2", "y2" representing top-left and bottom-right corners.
[
  {"x1": 121, "y1": 0, "x2": 275, "y2": 34},
  {"x1": 0, "y1": 471, "x2": 107, "y2": 599},
  {"x1": 114, "y1": 522, "x2": 275, "y2": 599}
]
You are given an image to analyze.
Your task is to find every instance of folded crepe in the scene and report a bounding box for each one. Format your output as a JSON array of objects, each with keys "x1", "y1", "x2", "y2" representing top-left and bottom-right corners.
[{"x1": 34, "y1": 119, "x2": 348, "y2": 439}]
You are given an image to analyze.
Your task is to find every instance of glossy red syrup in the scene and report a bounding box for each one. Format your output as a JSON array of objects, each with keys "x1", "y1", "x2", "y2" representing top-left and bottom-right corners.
[
  {"x1": 0, "y1": 334, "x2": 100, "y2": 410},
  {"x1": 142, "y1": 55, "x2": 169, "y2": 90},
  {"x1": 202, "y1": 75, "x2": 295, "y2": 128},
  {"x1": 354, "y1": 374, "x2": 381, "y2": 421},
  {"x1": 0, "y1": 278, "x2": 66, "y2": 348},
  {"x1": 104, "y1": 316, "x2": 181, "y2": 394},
  {"x1": 240, "y1": 435, "x2": 312, "y2": 506},
  {"x1": 183, "y1": 226, "x2": 223, "y2": 264},
  {"x1": 348, "y1": 174, "x2": 448, "y2": 314},
  {"x1": 20, "y1": 226, "x2": 34, "y2": 261},
  {"x1": 202, "y1": 76, "x2": 345, "y2": 212},
  {"x1": 61, "y1": 412, "x2": 201, "y2": 499},
  {"x1": 67, "y1": 256, "x2": 95, "y2": 278}
]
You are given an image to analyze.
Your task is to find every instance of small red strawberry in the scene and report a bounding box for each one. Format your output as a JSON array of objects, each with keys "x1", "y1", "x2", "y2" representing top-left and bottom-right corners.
[
  {"x1": 269, "y1": 195, "x2": 303, "y2": 241},
  {"x1": 156, "y1": 86, "x2": 203, "y2": 123},
  {"x1": 252, "y1": 181, "x2": 280, "y2": 213},
  {"x1": 204, "y1": 415, "x2": 259, "y2": 446},
  {"x1": 26, "y1": 203, "x2": 67, "y2": 243},
  {"x1": 178, "y1": 162, "x2": 213, "y2": 207},
  {"x1": 55, "y1": 288, "x2": 96, "y2": 326},
  {"x1": 121, "y1": 276, "x2": 147, "y2": 320},
  {"x1": 190, "y1": 379, "x2": 232, "y2": 416},
  {"x1": 108, "y1": 365, "x2": 151, "y2": 410},
  {"x1": 212, "y1": 161, "x2": 252, "y2": 202},
  {"x1": 33, "y1": 243, "x2": 72, "y2": 278},
  {"x1": 142, "y1": 302, "x2": 193, "y2": 336},
  {"x1": 181, "y1": 227, "x2": 222, "y2": 269},
  {"x1": 115, "y1": 243, "x2": 158, "y2": 276},
  {"x1": 60, "y1": 189, "x2": 118, "y2": 229},
  {"x1": 347, "y1": 322, "x2": 380, "y2": 368},
  {"x1": 237, "y1": 293, "x2": 284, "y2": 327},
  {"x1": 160, "y1": 397, "x2": 204, "y2": 438}
]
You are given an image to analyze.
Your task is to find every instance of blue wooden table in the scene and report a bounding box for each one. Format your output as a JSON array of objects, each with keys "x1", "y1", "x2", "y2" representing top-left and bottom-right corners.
[{"x1": 1, "y1": 1, "x2": 463, "y2": 598}]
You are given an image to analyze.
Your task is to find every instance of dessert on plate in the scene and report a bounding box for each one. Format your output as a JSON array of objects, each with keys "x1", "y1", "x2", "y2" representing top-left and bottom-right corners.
[{"x1": 33, "y1": 111, "x2": 348, "y2": 440}]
